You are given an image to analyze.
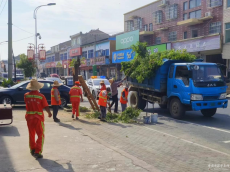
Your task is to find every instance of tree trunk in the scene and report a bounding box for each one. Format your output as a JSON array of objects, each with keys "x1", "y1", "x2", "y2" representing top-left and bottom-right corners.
[{"x1": 73, "y1": 57, "x2": 81, "y2": 83}]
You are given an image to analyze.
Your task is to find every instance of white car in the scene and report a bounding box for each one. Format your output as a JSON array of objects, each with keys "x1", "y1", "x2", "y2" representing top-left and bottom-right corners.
[
  {"x1": 44, "y1": 77, "x2": 63, "y2": 84},
  {"x1": 86, "y1": 78, "x2": 110, "y2": 99}
]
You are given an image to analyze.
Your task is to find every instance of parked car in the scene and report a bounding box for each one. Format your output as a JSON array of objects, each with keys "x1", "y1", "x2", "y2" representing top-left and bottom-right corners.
[
  {"x1": 0, "y1": 80, "x2": 70, "y2": 108},
  {"x1": 85, "y1": 76, "x2": 110, "y2": 99},
  {"x1": 44, "y1": 77, "x2": 63, "y2": 84},
  {"x1": 49, "y1": 73, "x2": 60, "y2": 78}
]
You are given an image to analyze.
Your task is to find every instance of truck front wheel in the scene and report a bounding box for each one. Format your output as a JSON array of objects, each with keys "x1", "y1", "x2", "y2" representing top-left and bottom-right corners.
[
  {"x1": 169, "y1": 98, "x2": 185, "y2": 119},
  {"x1": 129, "y1": 91, "x2": 146, "y2": 110},
  {"x1": 201, "y1": 108, "x2": 217, "y2": 117}
]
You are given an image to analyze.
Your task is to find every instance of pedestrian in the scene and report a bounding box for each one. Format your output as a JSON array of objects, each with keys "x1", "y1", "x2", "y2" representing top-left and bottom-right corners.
[
  {"x1": 109, "y1": 77, "x2": 126, "y2": 113},
  {"x1": 69, "y1": 81, "x2": 83, "y2": 120},
  {"x1": 120, "y1": 85, "x2": 129, "y2": 112},
  {"x1": 98, "y1": 87, "x2": 111, "y2": 122},
  {"x1": 51, "y1": 81, "x2": 62, "y2": 122},
  {"x1": 100, "y1": 80, "x2": 106, "y2": 91},
  {"x1": 24, "y1": 79, "x2": 52, "y2": 159}
]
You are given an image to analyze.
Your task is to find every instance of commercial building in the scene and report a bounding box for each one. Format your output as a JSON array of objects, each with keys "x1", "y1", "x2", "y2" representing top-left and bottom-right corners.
[
  {"x1": 222, "y1": 0, "x2": 230, "y2": 76},
  {"x1": 123, "y1": 0, "x2": 224, "y2": 65}
]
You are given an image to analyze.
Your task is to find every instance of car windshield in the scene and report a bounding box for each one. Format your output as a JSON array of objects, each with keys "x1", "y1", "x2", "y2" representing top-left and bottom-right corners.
[
  {"x1": 10, "y1": 81, "x2": 28, "y2": 89},
  {"x1": 93, "y1": 80, "x2": 110, "y2": 85},
  {"x1": 191, "y1": 65, "x2": 224, "y2": 82}
]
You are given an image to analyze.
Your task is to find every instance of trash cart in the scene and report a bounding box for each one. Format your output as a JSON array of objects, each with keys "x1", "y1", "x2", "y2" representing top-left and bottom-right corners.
[{"x1": 0, "y1": 104, "x2": 13, "y2": 126}]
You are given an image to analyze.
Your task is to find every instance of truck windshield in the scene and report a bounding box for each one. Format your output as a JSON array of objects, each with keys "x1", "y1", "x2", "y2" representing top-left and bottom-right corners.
[{"x1": 191, "y1": 65, "x2": 224, "y2": 82}]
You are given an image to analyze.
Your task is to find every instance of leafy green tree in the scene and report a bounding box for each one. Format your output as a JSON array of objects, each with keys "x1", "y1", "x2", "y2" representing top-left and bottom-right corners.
[
  {"x1": 70, "y1": 57, "x2": 80, "y2": 83},
  {"x1": 16, "y1": 54, "x2": 36, "y2": 77}
]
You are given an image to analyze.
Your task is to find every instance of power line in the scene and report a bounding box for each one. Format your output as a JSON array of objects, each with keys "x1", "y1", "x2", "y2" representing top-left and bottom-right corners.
[
  {"x1": 12, "y1": 24, "x2": 34, "y2": 35},
  {"x1": 0, "y1": 0, "x2": 7, "y2": 16},
  {"x1": 13, "y1": 35, "x2": 34, "y2": 42}
]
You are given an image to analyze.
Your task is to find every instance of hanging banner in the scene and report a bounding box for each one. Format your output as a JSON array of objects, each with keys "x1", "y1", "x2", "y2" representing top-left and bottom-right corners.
[
  {"x1": 27, "y1": 49, "x2": 34, "y2": 61},
  {"x1": 39, "y1": 50, "x2": 46, "y2": 61}
]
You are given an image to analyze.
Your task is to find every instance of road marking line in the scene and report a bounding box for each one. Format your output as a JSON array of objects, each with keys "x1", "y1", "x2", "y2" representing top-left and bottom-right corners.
[
  {"x1": 143, "y1": 126, "x2": 230, "y2": 157},
  {"x1": 158, "y1": 115, "x2": 230, "y2": 134},
  {"x1": 223, "y1": 140, "x2": 230, "y2": 143}
]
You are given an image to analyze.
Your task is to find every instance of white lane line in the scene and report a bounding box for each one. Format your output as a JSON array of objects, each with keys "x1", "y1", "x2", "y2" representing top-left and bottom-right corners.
[
  {"x1": 159, "y1": 115, "x2": 230, "y2": 134},
  {"x1": 143, "y1": 126, "x2": 230, "y2": 157},
  {"x1": 223, "y1": 140, "x2": 230, "y2": 143}
]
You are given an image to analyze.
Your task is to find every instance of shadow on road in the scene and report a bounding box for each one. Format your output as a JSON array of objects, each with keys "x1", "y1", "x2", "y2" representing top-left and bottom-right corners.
[
  {"x1": 38, "y1": 159, "x2": 74, "y2": 172},
  {"x1": 59, "y1": 122, "x2": 82, "y2": 131},
  {"x1": 144, "y1": 106, "x2": 230, "y2": 131},
  {"x1": 107, "y1": 122, "x2": 132, "y2": 128},
  {"x1": 0, "y1": 126, "x2": 20, "y2": 137},
  {"x1": 78, "y1": 119, "x2": 101, "y2": 126}
]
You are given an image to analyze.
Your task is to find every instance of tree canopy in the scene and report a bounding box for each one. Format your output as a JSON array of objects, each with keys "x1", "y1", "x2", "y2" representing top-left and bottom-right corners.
[{"x1": 16, "y1": 54, "x2": 36, "y2": 77}]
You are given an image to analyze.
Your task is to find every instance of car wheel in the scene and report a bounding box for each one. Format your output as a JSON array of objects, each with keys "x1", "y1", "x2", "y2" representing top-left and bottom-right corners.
[
  {"x1": 201, "y1": 108, "x2": 217, "y2": 117},
  {"x1": 0, "y1": 96, "x2": 12, "y2": 105},
  {"x1": 92, "y1": 91, "x2": 97, "y2": 99},
  {"x1": 59, "y1": 97, "x2": 67, "y2": 108}
]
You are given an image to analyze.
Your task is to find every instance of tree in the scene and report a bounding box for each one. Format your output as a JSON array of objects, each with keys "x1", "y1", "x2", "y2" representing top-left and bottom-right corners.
[
  {"x1": 70, "y1": 57, "x2": 80, "y2": 83},
  {"x1": 16, "y1": 54, "x2": 36, "y2": 77}
]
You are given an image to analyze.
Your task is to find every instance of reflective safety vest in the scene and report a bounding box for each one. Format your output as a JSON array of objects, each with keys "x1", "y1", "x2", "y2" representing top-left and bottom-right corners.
[
  {"x1": 69, "y1": 85, "x2": 81, "y2": 102},
  {"x1": 98, "y1": 90, "x2": 107, "y2": 107},
  {"x1": 51, "y1": 87, "x2": 61, "y2": 105},
  {"x1": 24, "y1": 91, "x2": 49, "y2": 122},
  {"x1": 120, "y1": 89, "x2": 128, "y2": 104}
]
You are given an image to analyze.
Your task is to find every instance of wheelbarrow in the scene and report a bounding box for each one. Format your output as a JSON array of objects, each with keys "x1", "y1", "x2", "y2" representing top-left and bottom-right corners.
[{"x1": 0, "y1": 104, "x2": 13, "y2": 126}]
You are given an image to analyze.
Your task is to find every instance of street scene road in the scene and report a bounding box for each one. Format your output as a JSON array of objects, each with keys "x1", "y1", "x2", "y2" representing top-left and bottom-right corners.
[{"x1": 1, "y1": 88, "x2": 230, "y2": 172}]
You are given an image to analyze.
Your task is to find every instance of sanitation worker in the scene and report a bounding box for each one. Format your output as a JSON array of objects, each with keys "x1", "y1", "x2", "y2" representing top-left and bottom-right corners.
[
  {"x1": 120, "y1": 85, "x2": 129, "y2": 112},
  {"x1": 51, "y1": 81, "x2": 62, "y2": 122},
  {"x1": 98, "y1": 87, "x2": 111, "y2": 122},
  {"x1": 69, "y1": 81, "x2": 83, "y2": 120},
  {"x1": 24, "y1": 79, "x2": 52, "y2": 159}
]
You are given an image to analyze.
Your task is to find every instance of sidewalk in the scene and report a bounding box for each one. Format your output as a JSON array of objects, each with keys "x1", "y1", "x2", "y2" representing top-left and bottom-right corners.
[{"x1": 0, "y1": 109, "x2": 160, "y2": 172}]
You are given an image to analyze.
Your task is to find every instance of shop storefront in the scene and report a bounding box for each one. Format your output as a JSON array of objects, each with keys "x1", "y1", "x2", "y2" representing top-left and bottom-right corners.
[
  {"x1": 172, "y1": 34, "x2": 222, "y2": 63},
  {"x1": 62, "y1": 59, "x2": 72, "y2": 76}
]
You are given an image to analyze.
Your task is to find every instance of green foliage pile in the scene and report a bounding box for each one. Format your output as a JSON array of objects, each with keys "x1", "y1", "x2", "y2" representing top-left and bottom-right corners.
[
  {"x1": 86, "y1": 107, "x2": 142, "y2": 123},
  {"x1": 1, "y1": 79, "x2": 15, "y2": 88},
  {"x1": 16, "y1": 54, "x2": 36, "y2": 77},
  {"x1": 121, "y1": 42, "x2": 196, "y2": 83}
]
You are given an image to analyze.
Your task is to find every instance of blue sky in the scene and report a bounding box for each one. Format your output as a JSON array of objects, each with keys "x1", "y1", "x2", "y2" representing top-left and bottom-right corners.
[{"x1": 0, "y1": 0, "x2": 155, "y2": 60}]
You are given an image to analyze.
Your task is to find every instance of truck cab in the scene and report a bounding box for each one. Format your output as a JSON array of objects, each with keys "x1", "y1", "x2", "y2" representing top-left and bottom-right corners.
[{"x1": 167, "y1": 62, "x2": 228, "y2": 118}]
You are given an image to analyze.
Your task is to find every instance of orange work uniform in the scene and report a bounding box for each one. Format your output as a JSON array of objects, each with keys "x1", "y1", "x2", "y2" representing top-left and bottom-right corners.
[
  {"x1": 98, "y1": 90, "x2": 108, "y2": 107},
  {"x1": 120, "y1": 89, "x2": 129, "y2": 104},
  {"x1": 51, "y1": 87, "x2": 61, "y2": 105},
  {"x1": 100, "y1": 84, "x2": 106, "y2": 91},
  {"x1": 69, "y1": 85, "x2": 82, "y2": 117},
  {"x1": 24, "y1": 91, "x2": 49, "y2": 155}
]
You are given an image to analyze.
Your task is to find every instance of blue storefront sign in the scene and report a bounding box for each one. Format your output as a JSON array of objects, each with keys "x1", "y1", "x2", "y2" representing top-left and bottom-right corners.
[{"x1": 112, "y1": 49, "x2": 135, "y2": 63}]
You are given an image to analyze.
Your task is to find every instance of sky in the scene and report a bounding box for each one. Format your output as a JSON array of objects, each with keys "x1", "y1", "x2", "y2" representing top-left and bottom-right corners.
[{"x1": 0, "y1": 0, "x2": 155, "y2": 60}]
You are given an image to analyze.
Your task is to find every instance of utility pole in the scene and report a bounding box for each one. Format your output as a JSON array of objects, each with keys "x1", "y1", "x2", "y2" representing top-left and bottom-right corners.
[{"x1": 8, "y1": 0, "x2": 12, "y2": 79}]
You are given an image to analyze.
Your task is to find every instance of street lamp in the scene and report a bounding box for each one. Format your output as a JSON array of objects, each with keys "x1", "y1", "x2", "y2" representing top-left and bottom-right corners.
[{"x1": 33, "y1": 3, "x2": 56, "y2": 78}]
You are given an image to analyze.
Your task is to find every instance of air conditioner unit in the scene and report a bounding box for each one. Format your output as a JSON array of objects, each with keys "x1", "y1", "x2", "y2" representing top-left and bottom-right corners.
[{"x1": 205, "y1": 12, "x2": 212, "y2": 17}]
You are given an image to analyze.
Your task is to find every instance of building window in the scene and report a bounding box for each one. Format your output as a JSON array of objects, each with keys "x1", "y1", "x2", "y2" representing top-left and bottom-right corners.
[
  {"x1": 60, "y1": 54, "x2": 64, "y2": 61},
  {"x1": 154, "y1": 10, "x2": 163, "y2": 24},
  {"x1": 183, "y1": 2, "x2": 188, "y2": 10},
  {"x1": 183, "y1": 13, "x2": 188, "y2": 20},
  {"x1": 189, "y1": 0, "x2": 201, "y2": 9},
  {"x1": 156, "y1": 37, "x2": 161, "y2": 44},
  {"x1": 110, "y1": 69, "x2": 116, "y2": 78},
  {"x1": 82, "y1": 51, "x2": 87, "y2": 58},
  {"x1": 226, "y1": 23, "x2": 230, "y2": 43},
  {"x1": 52, "y1": 56, "x2": 55, "y2": 62},
  {"x1": 210, "y1": 0, "x2": 222, "y2": 7},
  {"x1": 209, "y1": 21, "x2": 221, "y2": 34},
  {"x1": 127, "y1": 20, "x2": 134, "y2": 31},
  {"x1": 71, "y1": 39, "x2": 76, "y2": 46},
  {"x1": 166, "y1": 4, "x2": 178, "y2": 20},
  {"x1": 228, "y1": 0, "x2": 230, "y2": 7},
  {"x1": 189, "y1": 10, "x2": 201, "y2": 19},
  {"x1": 77, "y1": 37, "x2": 81, "y2": 45},
  {"x1": 192, "y1": 30, "x2": 198, "y2": 38},
  {"x1": 88, "y1": 50, "x2": 94, "y2": 58},
  {"x1": 149, "y1": 23, "x2": 153, "y2": 31},
  {"x1": 184, "y1": 32, "x2": 188, "y2": 39},
  {"x1": 137, "y1": 17, "x2": 142, "y2": 29},
  {"x1": 144, "y1": 24, "x2": 148, "y2": 31},
  {"x1": 64, "y1": 53, "x2": 67, "y2": 60},
  {"x1": 168, "y1": 31, "x2": 177, "y2": 41}
]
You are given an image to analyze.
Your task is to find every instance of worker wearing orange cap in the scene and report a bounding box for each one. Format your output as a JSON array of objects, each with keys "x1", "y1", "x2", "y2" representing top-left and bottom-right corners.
[{"x1": 69, "y1": 81, "x2": 83, "y2": 119}]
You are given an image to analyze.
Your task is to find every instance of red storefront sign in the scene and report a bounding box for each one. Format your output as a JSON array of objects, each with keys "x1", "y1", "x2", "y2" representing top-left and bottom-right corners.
[
  {"x1": 80, "y1": 59, "x2": 87, "y2": 67},
  {"x1": 62, "y1": 59, "x2": 72, "y2": 69},
  {"x1": 50, "y1": 62, "x2": 56, "y2": 68},
  {"x1": 45, "y1": 63, "x2": 51, "y2": 68},
  {"x1": 69, "y1": 47, "x2": 82, "y2": 57}
]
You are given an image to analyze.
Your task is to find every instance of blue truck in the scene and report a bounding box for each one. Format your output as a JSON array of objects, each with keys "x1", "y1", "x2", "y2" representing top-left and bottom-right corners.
[{"x1": 128, "y1": 59, "x2": 229, "y2": 119}]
